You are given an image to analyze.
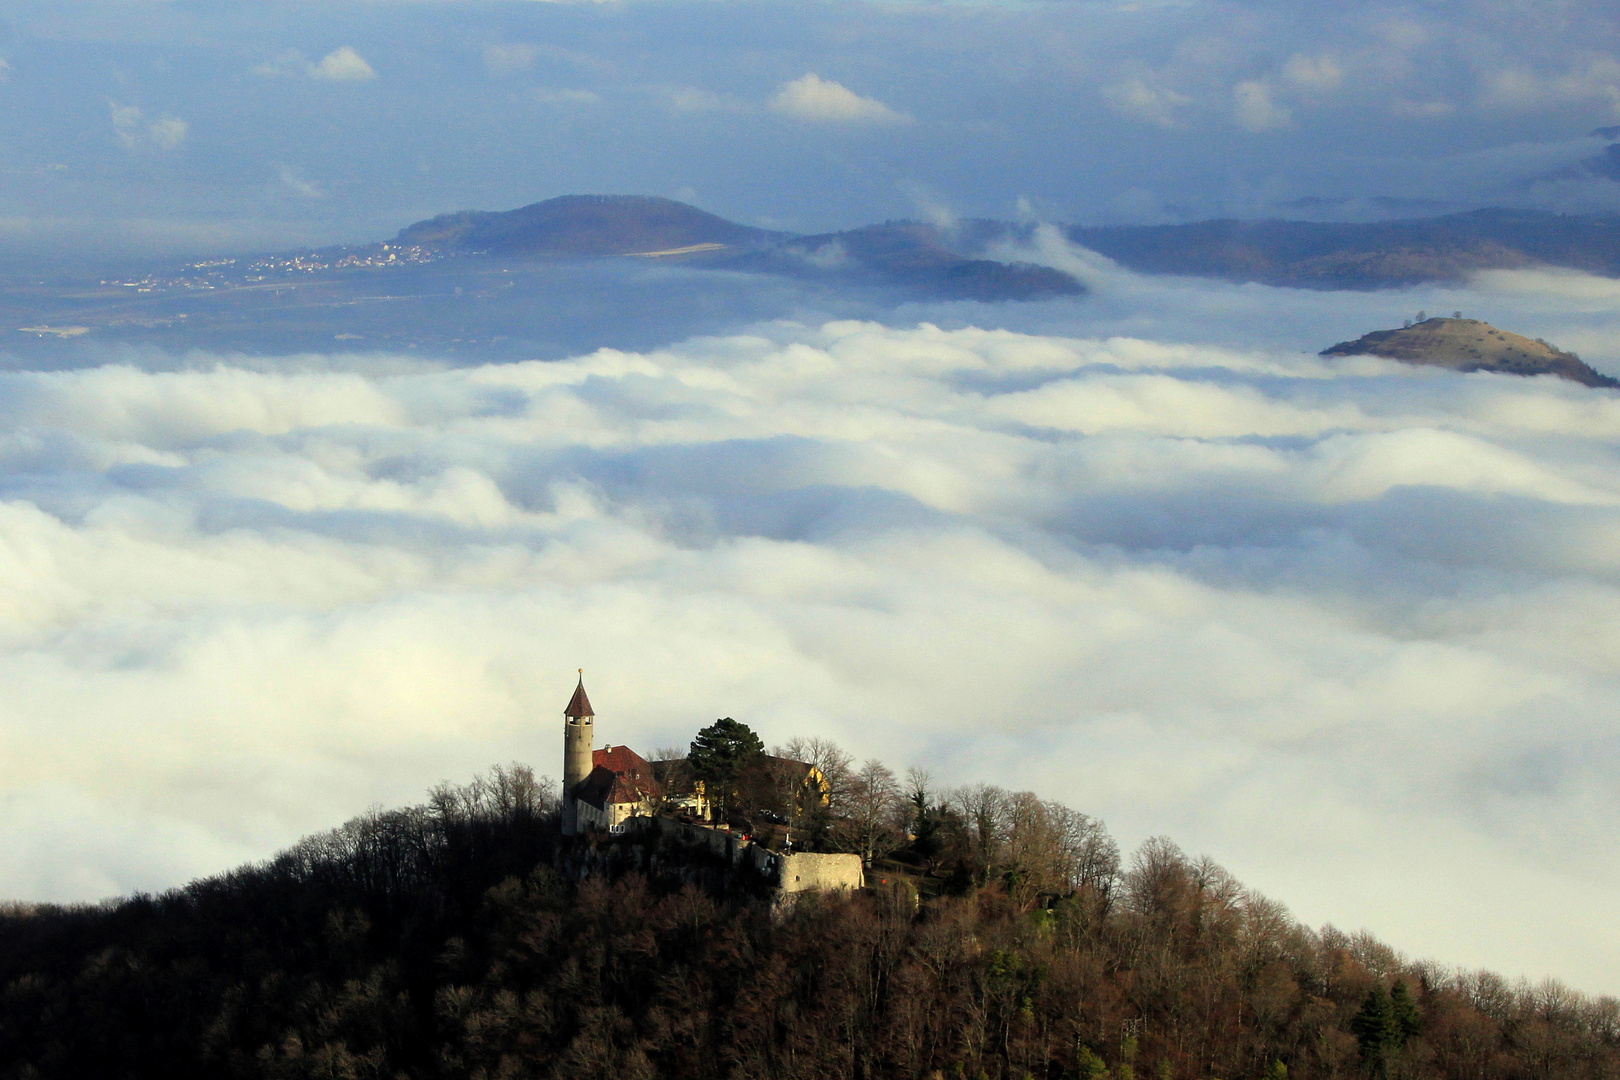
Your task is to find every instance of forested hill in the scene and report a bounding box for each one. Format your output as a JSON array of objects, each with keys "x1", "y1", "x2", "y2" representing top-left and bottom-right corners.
[
  {"x1": 1068, "y1": 208, "x2": 1620, "y2": 289},
  {"x1": 394, "y1": 194, "x2": 789, "y2": 257},
  {"x1": 2, "y1": 762, "x2": 1618, "y2": 1080}
]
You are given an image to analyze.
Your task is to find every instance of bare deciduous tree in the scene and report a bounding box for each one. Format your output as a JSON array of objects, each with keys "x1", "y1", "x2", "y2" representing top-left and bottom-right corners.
[
  {"x1": 780, "y1": 736, "x2": 853, "y2": 807},
  {"x1": 949, "y1": 783, "x2": 1009, "y2": 880},
  {"x1": 841, "y1": 759, "x2": 905, "y2": 865}
]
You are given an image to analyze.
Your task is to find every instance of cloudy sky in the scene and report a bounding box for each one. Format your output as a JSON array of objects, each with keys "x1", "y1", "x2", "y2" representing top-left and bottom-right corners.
[
  {"x1": 0, "y1": 0, "x2": 1618, "y2": 253},
  {"x1": 3, "y1": 0, "x2": 1620, "y2": 1001}
]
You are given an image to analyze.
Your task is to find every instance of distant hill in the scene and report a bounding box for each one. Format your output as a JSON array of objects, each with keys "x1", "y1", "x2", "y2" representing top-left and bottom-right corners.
[
  {"x1": 1321, "y1": 317, "x2": 1619, "y2": 387},
  {"x1": 729, "y1": 221, "x2": 1085, "y2": 301},
  {"x1": 395, "y1": 197, "x2": 1086, "y2": 300},
  {"x1": 395, "y1": 194, "x2": 789, "y2": 257},
  {"x1": 22, "y1": 199, "x2": 1620, "y2": 358},
  {"x1": 1070, "y1": 208, "x2": 1620, "y2": 289}
]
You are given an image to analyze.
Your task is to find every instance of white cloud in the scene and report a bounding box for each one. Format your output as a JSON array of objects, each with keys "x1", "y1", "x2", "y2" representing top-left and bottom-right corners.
[
  {"x1": 275, "y1": 164, "x2": 324, "y2": 199},
  {"x1": 768, "y1": 73, "x2": 912, "y2": 126},
  {"x1": 108, "y1": 102, "x2": 188, "y2": 152},
  {"x1": 253, "y1": 47, "x2": 377, "y2": 83},
  {"x1": 7, "y1": 260, "x2": 1620, "y2": 999},
  {"x1": 1480, "y1": 57, "x2": 1620, "y2": 114},
  {"x1": 1233, "y1": 80, "x2": 1292, "y2": 131},
  {"x1": 796, "y1": 240, "x2": 850, "y2": 269},
  {"x1": 251, "y1": 51, "x2": 308, "y2": 78},
  {"x1": 664, "y1": 86, "x2": 747, "y2": 114},
  {"x1": 312, "y1": 46, "x2": 376, "y2": 82},
  {"x1": 1102, "y1": 75, "x2": 1193, "y2": 129},
  {"x1": 483, "y1": 42, "x2": 540, "y2": 75},
  {"x1": 1378, "y1": 18, "x2": 1430, "y2": 52},
  {"x1": 1282, "y1": 53, "x2": 1343, "y2": 91},
  {"x1": 147, "y1": 117, "x2": 188, "y2": 151},
  {"x1": 531, "y1": 88, "x2": 600, "y2": 105},
  {"x1": 1392, "y1": 98, "x2": 1455, "y2": 120}
]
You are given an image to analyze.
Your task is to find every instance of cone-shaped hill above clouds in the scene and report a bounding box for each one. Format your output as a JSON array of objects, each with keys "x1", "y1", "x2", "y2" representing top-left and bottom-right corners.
[
  {"x1": 394, "y1": 194, "x2": 790, "y2": 257},
  {"x1": 1321, "y1": 318, "x2": 1619, "y2": 388},
  {"x1": 392, "y1": 195, "x2": 1085, "y2": 301}
]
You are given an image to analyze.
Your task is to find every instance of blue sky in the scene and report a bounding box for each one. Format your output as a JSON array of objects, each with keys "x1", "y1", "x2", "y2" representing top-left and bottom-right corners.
[{"x1": 0, "y1": 0, "x2": 1618, "y2": 255}]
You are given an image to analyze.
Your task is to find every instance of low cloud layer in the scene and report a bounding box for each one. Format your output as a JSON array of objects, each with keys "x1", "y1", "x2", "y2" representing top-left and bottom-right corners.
[{"x1": 2, "y1": 256, "x2": 1620, "y2": 995}]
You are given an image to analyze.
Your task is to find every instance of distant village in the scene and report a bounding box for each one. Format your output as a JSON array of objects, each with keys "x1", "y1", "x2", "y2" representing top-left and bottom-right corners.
[{"x1": 98, "y1": 243, "x2": 447, "y2": 294}]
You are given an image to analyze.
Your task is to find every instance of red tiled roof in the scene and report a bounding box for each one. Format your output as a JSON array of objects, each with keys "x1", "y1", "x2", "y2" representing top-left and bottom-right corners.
[
  {"x1": 576, "y1": 744, "x2": 661, "y2": 809},
  {"x1": 565, "y1": 679, "x2": 594, "y2": 718},
  {"x1": 593, "y1": 743, "x2": 650, "y2": 775}
]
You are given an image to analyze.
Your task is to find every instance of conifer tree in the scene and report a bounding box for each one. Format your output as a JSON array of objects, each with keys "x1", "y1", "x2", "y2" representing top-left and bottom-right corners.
[
  {"x1": 1118, "y1": 1035, "x2": 1138, "y2": 1080},
  {"x1": 688, "y1": 717, "x2": 765, "y2": 818},
  {"x1": 1389, "y1": 980, "x2": 1422, "y2": 1045},
  {"x1": 1351, "y1": 987, "x2": 1398, "y2": 1075},
  {"x1": 1072, "y1": 1045, "x2": 1107, "y2": 1080}
]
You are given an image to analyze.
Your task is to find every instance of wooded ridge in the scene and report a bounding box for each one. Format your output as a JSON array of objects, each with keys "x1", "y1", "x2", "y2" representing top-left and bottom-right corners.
[{"x1": 1, "y1": 747, "x2": 1616, "y2": 1080}]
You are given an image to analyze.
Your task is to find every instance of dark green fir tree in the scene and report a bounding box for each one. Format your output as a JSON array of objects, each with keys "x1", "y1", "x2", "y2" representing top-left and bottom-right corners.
[
  {"x1": 1389, "y1": 980, "x2": 1422, "y2": 1044},
  {"x1": 1351, "y1": 986, "x2": 1398, "y2": 1074},
  {"x1": 688, "y1": 716, "x2": 764, "y2": 817}
]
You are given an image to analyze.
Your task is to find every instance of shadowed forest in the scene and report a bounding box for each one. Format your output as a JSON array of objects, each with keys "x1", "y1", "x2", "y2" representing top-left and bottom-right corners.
[{"x1": 1, "y1": 746, "x2": 1617, "y2": 1080}]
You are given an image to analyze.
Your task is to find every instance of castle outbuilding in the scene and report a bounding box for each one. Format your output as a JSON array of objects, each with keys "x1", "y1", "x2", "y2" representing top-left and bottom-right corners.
[{"x1": 575, "y1": 743, "x2": 661, "y2": 832}]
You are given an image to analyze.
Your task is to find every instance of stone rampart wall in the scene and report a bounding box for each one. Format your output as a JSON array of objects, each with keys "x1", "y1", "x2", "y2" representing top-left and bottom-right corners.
[
  {"x1": 777, "y1": 852, "x2": 864, "y2": 894},
  {"x1": 645, "y1": 818, "x2": 863, "y2": 895}
]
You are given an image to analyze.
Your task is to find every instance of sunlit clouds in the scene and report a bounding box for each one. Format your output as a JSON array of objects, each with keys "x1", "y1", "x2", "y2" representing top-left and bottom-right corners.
[
  {"x1": 252, "y1": 46, "x2": 376, "y2": 82},
  {"x1": 312, "y1": 47, "x2": 376, "y2": 82},
  {"x1": 768, "y1": 74, "x2": 912, "y2": 126},
  {"x1": 2, "y1": 258, "x2": 1620, "y2": 992}
]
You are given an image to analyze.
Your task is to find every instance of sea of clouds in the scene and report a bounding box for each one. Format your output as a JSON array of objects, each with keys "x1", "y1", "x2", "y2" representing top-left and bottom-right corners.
[{"x1": 2, "y1": 248, "x2": 1620, "y2": 995}]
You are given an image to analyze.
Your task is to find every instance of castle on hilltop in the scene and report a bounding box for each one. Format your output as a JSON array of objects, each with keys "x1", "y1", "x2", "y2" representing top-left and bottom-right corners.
[
  {"x1": 560, "y1": 675, "x2": 664, "y2": 835},
  {"x1": 556, "y1": 674, "x2": 865, "y2": 897}
]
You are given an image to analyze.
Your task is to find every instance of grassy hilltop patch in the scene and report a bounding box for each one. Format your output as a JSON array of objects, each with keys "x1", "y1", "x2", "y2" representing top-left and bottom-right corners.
[{"x1": 1321, "y1": 317, "x2": 1620, "y2": 388}]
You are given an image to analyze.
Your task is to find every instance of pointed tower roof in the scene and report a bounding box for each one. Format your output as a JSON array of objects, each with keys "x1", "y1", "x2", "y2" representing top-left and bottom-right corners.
[{"x1": 565, "y1": 673, "x2": 594, "y2": 719}]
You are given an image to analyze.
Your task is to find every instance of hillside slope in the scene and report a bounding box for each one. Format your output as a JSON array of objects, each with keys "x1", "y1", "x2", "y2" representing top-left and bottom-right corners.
[
  {"x1": 1070, "y1": 208, "x2": 1620, "y2": 289},
  {"x1": 727, "y1": 221, "x2": 1085, "y2": 300},
  {"x1": 1, "y1": 767, "x2": 1617, "y2": 1079},
  {"x1": 393, "y1": 197, "x2": 1085, "y2": 300},
  {"x1": 1321, "y1": 317, "x2": 1619, "y2": 387},
  {"x1": 395, "y1": 194, "x2": 789, "y2": 257}
]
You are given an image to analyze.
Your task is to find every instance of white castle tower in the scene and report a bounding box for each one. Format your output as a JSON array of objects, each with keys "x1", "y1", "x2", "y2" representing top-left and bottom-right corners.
[{"x1": 561, "y1": 672, "x2": 594, "y2": 836}]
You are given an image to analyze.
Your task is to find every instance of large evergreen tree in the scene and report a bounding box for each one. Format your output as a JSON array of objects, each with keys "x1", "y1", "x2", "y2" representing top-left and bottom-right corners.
[
  {"x1": 1390, "y1": 980, "x2": 1422, "y2": 1045},
  {"x1": 1351, "y1": 986, "x2": 1399, "y2": 1075},
  {"x1": 688, "y1": 717, "x2": 764, "y2": 818}
]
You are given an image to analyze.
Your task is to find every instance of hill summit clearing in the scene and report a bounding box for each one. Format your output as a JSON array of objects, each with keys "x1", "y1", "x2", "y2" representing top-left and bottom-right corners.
[{"x1": 1321, "y1": 317, "x2": 1619, "y2": 388}]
